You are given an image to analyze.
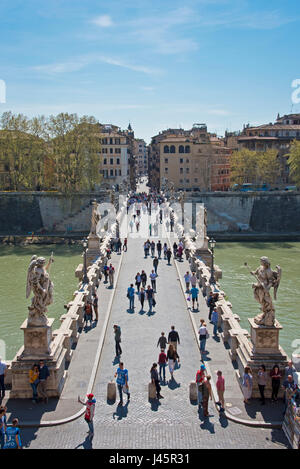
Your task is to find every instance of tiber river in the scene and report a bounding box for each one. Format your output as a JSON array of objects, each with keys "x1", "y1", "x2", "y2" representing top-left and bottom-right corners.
[{"x1": 0, "y1": 242, "x2": 299, "y2": 360}]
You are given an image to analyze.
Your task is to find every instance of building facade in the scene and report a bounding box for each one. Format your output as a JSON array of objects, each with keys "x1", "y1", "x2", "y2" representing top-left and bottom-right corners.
[{"x1": 134, "y1": 138, "x2": 147, "y2": 177}]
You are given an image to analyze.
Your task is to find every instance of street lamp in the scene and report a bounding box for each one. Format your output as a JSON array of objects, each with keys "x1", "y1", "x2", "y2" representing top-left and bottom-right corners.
[
  {"x1": 82, "y1": 238, "x2": 88, "y2": 284},
  {"x1": 209, "y1": 238, "x2": 216, "y2": 284}
]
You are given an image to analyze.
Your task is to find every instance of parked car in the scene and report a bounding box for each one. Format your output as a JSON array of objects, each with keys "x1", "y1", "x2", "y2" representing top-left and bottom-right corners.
[{"x1": 285, "y1": 186, "x2": 297, "y2": 192}]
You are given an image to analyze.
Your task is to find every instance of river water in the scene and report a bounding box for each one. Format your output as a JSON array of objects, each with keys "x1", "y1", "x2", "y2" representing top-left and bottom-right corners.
[
  {"x1": 0, "y1": 245, "x2": 82, "y2": 360},
  {"x1": 215, "y1": 242, "x2": 300, "y2": 359}
]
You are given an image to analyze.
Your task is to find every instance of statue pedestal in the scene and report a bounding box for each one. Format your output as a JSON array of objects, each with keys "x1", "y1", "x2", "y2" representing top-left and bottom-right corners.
[
  {"x1": 86, "y1": 234, "x2": 100, "y2": 266},
  {"x1": 249, "y1": 318, "x2": 282, "y2": 355},
  {"x1": 10, "y1": 317, "x2": 67, "y2": 399}
]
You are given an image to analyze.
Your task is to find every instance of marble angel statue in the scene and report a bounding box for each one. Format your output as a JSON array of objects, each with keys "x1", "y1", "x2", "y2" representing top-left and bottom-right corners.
[{"x1": 26, "y1": 254, "x2": 54, "y2": 326}]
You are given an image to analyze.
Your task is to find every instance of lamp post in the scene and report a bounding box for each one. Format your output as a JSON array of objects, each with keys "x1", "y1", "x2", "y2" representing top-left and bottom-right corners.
[
  {"x1": 209, "y1": 238, "x2": 216, "y2": 284},
  {"x1": 82, "y1": 238, "x2": 88, "y2": 284}
]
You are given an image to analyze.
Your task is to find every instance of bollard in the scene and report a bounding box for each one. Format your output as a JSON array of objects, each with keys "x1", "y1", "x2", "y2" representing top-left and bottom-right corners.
[
  {"x1": 107, "y1": 381, "x2": 116, "y2": 401},
  {"x1": 148, "y1": 382, "x2": 156, "y2": 400},
  {"x1": 189, "y1": 381, "x2": 197, "y2": 402}
]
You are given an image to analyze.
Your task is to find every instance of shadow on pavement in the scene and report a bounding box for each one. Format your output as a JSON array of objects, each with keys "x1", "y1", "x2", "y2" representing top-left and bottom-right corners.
[
  {"x1": 4, "y1": 397, "x2": 59, "y2": 424},
  {"x1": 149, "y1": 399, "x2": 161, "y2": 411},
  {"x1": 113, "y1": 401, "x2": 129, "y2": 420},
  {"x1": 243, "y1": 398, "x2": 285, "y2": 423},
  {"x1": 74, "y1": 435, "x2": 93, "y2": 449},
  {"x1": 168, "y1": 379, "x2": 181, "y2": 390}
]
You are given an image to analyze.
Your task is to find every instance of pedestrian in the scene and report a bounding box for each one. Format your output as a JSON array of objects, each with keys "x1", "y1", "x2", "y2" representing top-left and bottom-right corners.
[
  {"x1": 37, "y1": 360, "x2": 50, "y2": 404},
  {"x1": 139, "y1": 287, "x2": 146, "y2": 311},
  {"x1": 270, "y1": 365, "x2": 281, "y2": 402},
  {"x1": 0, "y1": 357, "x2": 7, "y2": 400},
  {"x1": 109, "y1": 264, "x2": 115, "y2": 288},
  {"x1": 129, "y1": 220, "x2": 134, "y2": 233},
  {"x1": 282, "y1": 375, "x2": 298, "y2": 413},
  {"x1": 258, "y1": 365, "x2": 267, "y2": 405},
  {"x1": 157, "y1": 332, "x2": 167, "y2": 351},
  {"x1": 146, "y1": 285, "x2": 155, "y2": 313},
  {"x1": 242, "y1": 367, "x2": 253, "y2": 404},
  {"x1": 159, "y1": 209, "x2": 163, "y2": 224},
  {"x1": 141, "y1": 270, "x2": 147, "y2": 288},
  {"x1": 153, "y1": 257, "x2": 159, "y2": 274},
  {"x1": 127, "y1": 284, "x2": 135, "y2": 311},
  {"x1": 103, "y1": 264, "x2": 109, "y2": 283},
  {"x1": 216, "y1": 370, "x2": 225, "y2": 411},
  {"x1": 196, "y1": 364, "x2": 206, "y2": 408},
  {"x1": 117, "y1": 238, "x2": 122, "y2": 253},
  {"x1": 173, "y1": 242, "x2": 178, "y2": 258},
  {"x1": 184, "y1": 272, "x2": 191, "y2": 292},
  {"x1": 3, "y1": 418, "x2": 22, "y2": 449},
  {"x1": 163, "y1": 243, "x2": 168, "y2": 259},
  {"x1": 157, "y1": 241, "x2": 162, "y2": 259},
  {"x1": 168, "y1": 326, "x2": 180, "y2": 351},
  {"x1": 191, "y1": 285, "x2": 200, "y2": 311},
  {"x1": 136, "y1": 221, "x2": 140, "y2": 232},
  {"x1": 167, "y1": 344, "x2": 179, "y2": 380},
  {"x1": 151, "y1": 241, "x2": 155, "y2": 257},
  {"x1": 113, "y1": 325, "x2": 122, "y2": 357},
  {"x1": 190, "y1": 271, "x2": 197, "y2": 288},
  {"x1": 29, "y1": 364, "x2": 39, "y2": 403},
  {"x1": 144, "y1": 242, "x2": 148, "y2": 258},
  {"x1": 151, "y1": 363, "x2": 163, "y2": 399},
  {"x1": 92, "y1": 294, "x2": 98, "y2": 322},
  {"x1": 202, "y1": 376, "x2": 213, "y2": 417},
  {"x1": 135, "y1": 272, "x2": 141, "y2": 293},
  {"x1": 166, "y1": 219, "x2": 170, "y2": 232},
  {"x1": 84, "y1": 300, "x2": 93, "y2": 327},
  {"x1": 284, "y1": 360, "x2": 297, "y2": 380},
  {"x1": 115, "y1": 362, "x2": 130, "y2": 405},
  {"x1": 177, "y1": 244, "x2": 183, "y2": 261},
  {"x1": 211, "y1": 308, "x2": 219, "y2": 336},
  {"x1": 150, "y1": 270, "x2": 158, "y2": 292},
  {"x1": 206, "y1": 292, "x2": 215, "y2": 321},
  {"x1": 78, "y1": 393, "x2": 96, "y2": 441},
  {"x1": 123, "y1": 238, "x2": 128, "y2": 252},
  {"x1": 166, "y1": 248, "x2": 172, "y2": 265},
  {"x1": 198, "y1": 322, "x2": 208, "y2": 355},
  {"x1": 0, "y1": 406, "x2": 7, "y2": 449}
]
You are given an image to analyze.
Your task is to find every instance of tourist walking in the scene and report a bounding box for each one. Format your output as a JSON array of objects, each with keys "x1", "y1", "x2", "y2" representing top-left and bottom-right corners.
[
  {"x1": 211, "y1": 308, "x2": 219, "y2": 336},
  {"x1": 166, "y1": 248, "x2": 172, "y2": 265},
  {"x1": 242, "y1": 367, "x2": 253, "y2": 404},
  {"x1": 177, "y1": 244, "x2": 183, "y2": 261},
  {"x1": 135, "y1": 272, "x2": 141, "y2": 293},
  {"x1": 139, "y1": 287, "x2": 146, "y2": 312},
  {"x1": 157, "y1": 332, "x2": 168, "y2": 351},
  {"x1": 3, "y1": 418, "x2": 22, "y2": 449},
  {"x1": 167, "y1": 344, "x2": 179, "y2": 380},
  {"x1": 92, "y1": 294, "x2": 98, "y2": 322},
  {"x1": 29, "y1": 364, "x2": 40, "y2": 403},
  {"x1": 282, "y1": 375, "x2": 298, "y2": 413},
  {"x1": 78, "y1": 393, "x2": 96, "y2": 441},
  {"x1": 184, "y1": 272, "x2": 191, "y2": 292},
  {"x1": 153, "y1": 257, "x2": 159, "y2": 274},
  {"x1": 157, "y1": 241, "x2": 162, "y2": 258},
  {"x1": 202, "y1": 376, "x2": 213, "y2": 417},
  {"x1": 84, "y1": 300, "x2": 93, "y2": 327},
  {"x1": 258, "y1": 365, "x2": 267, "y2": 405},
  {"x1": 141, "y1": 270, "x2": 147, "y2": 288},
  {"x1": 173, "y1": 242, "x2": 178, "y2": 258},
  {"x1": 216, "y1": 370, "x2": 225, "y2": 411},
  {"x1": 146, "y1": 285, "x2": 155, "y2": 313},
  {"x1": 191, "y1": 285, "x2": 199, "y2": 311},
  {"x1": 113, "y1": 324, "x2": 122, "y2": 357},
  {"x1": 123, "y1": 238, "x2": 127, "y2": 252},
  {"x1": 151, "y1": 241, "x2": 155, "y2": 257},
  {"x1": 115, "y1": 362, "x2": 130, "y2": 405},
  {"x1": 150, "y1": 270, "x2": 158, "y2": 292},
  {"x1": 127, "y1": 284, "x2": 135, "y2": 311},
  {"x1": 108, "y1": 264, "x2": 115, "y2": 288},
  {"x1": 0, "y1": 357, "x2": 7, "y2": 400},
  {"x1": 158, "y1": 349, "x2": 167, "y2": 383},
  {"x1": 38, "y1": 360, "x2": 50, "y2": 404},
  {"x1": 196, "y1": 365, "x2": 206, "y2": 408},
  {"x1": 168, "y1": 326, "x2": 180, "y2": 351},
  {"x1": 163, "y1": 243, "x2": 168, "y2": 259},
  {"x1": 270, "y1": 365, "x2": 281, "y2": 402},
  {"x1": 151, "y1": 363, "x2": 163, "y2": 399},
  {"x1": 198, "y1": 322, "x2": 208, "y2": 355},
  {"x1": 190, "y1": 272, "x2": 197, "y2": 288},
  {"x1": 103, "y1": 264, "x2": 109, "y2": 283},
  {"x1": 0, "y1": 406, "x2": 7, "y2": 449}
]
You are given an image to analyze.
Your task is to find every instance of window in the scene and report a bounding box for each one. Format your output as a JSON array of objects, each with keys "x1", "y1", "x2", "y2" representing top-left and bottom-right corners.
[
  {"x1": 185, "y1": 145, "x2": 190, "y2": 153},
  {"x1": 170, "y1": 145, "x2": 176, "y2": 153},
  {"x1": 179, "y1": 145, "x2": 184, "y2": 153},
  {"x1": 186, "y1": 168, "x2": 190, "y2": 174},
  {"x1": 115, "y1": 169, "x2": 118, "y2": 176},
  {"x1": 180, "y1": 168, "x2": 183, "y2": 174},
  {"x1": 119, "y1": 170, "x2": 121, "y2": 176},
  {"x1": 110, "y1": 169, "x2": 114, "y2": 176},
  {"x1": 110, "y1": 148, "x2": 113, "y2": 154},
  {"x1": 110, "y1": 158, "x2": 113, "y2": 165},
  {"x1": 164, "y1": 145, "x2": 170, "y2": 153},
  {"x1": 180, "y1": 158, "x2": 184, "y2": 163},
  {"x1": 165, "y1": 158, "x2": 168, "y2": 163},
  {"x1": 103, "y1": 158, "x2": 107, "y2": 165},
  {"x1": 164, "y1": 167, "x2": 168, "y2": 173},
  {"x1": 110, "y1": 138, "x2": 113, "y2": 144},
  {"x1": 102, "y1": 138, "x2": 107, "y2": 144},
  {"x1": 115, "y1": 138, "x2": 120, "y2": 144},
  {"x1": 115, "y1": 148, "x2": 121, "y2": 154},
  {"x1": 194, "y1": 178, "x2": 198, "y2": 182},
  {"x1": 117, "y1": 158, "x2": 120, "y2": 165},
  {"x1": 102, "y1": 148, "x2": 108, "y2": 154}
]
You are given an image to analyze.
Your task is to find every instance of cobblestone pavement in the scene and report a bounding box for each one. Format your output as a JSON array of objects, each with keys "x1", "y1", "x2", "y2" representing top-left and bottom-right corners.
[{"x1": 21, "y1": 209, "x2": 290, "y2": 449}]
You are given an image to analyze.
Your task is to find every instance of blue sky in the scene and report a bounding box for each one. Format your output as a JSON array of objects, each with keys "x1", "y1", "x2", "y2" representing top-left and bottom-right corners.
[{"x1": 1, "y1": 0, "x2": 300, "y2": 142}]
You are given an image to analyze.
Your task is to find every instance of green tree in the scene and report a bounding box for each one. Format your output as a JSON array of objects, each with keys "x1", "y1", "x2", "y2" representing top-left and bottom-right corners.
[
  {"x1": 257, "y1": 149, "x2": 281, "y2": 185},
  {"x1": 230, "y1": 149, "x2": 259, "y2": 185},
  {"x1": 287, "y1": 140, "x2": 300, "y2": 187}
]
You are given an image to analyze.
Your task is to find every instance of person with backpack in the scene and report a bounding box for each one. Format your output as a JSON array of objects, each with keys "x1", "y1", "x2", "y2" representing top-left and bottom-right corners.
[
  {"x1": 127, "y1": 284, "x2": 135, "y2": 311},
  {"x1": 158, "y1": 350, "x2": 167, "y2": 383},
  {"x1": 151, "y1": 363, "x2": 163, "y2": 399},
  {"x1": 78, "y1": 393, "x2": 96, "y2": 440}
]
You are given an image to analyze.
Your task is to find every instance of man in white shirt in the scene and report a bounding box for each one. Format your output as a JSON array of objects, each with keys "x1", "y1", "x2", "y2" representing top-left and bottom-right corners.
[
  {"x1": 184, "y1": 272, "x2": 191, "y2": 292},
  {"x1": 150, "y1": 270, "x2": 158, "y2": 292}
]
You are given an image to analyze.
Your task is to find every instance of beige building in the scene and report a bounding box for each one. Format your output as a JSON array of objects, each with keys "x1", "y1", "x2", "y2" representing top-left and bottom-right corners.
[
  {"x1": 149, "y1": 124, "x2": 231, "y2": 192},
  {"x1": 134, "y1": 138, "x2": 147, "y2": 177}
]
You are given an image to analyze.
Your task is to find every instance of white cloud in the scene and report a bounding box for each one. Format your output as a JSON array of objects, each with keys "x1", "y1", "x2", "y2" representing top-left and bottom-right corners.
[{"x1": 91, "y1": 15, "x2": 113, "y2": 27}]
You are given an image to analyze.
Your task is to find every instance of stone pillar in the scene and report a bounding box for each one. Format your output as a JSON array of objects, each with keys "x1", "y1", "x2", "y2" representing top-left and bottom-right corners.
[
  {"x1": 86, "y1": 233, "x2": 101, "y2": 266},
  {"x1": 20, "y1": 318, "x2": 54, "y2": 359}
]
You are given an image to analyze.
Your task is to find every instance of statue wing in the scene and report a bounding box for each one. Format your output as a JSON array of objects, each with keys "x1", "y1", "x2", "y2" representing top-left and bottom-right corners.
[
  {"x1": 26, "y1": 256, "x2": 37, "y2": 298},
  {"x1": 273, "y1": 265, "x2": 282, "y2": 300}
]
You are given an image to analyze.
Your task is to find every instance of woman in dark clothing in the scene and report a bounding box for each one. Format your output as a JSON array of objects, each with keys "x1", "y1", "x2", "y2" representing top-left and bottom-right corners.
[
  {"x1": 151, "y1": 363, "x2": 163, "y2": 399},
  {"x1": 270, "y1": 365, "x2": 281, "y2": 401},
  {"x1": 167, "y1": 344, "x2": 180, "y2": 380}
]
